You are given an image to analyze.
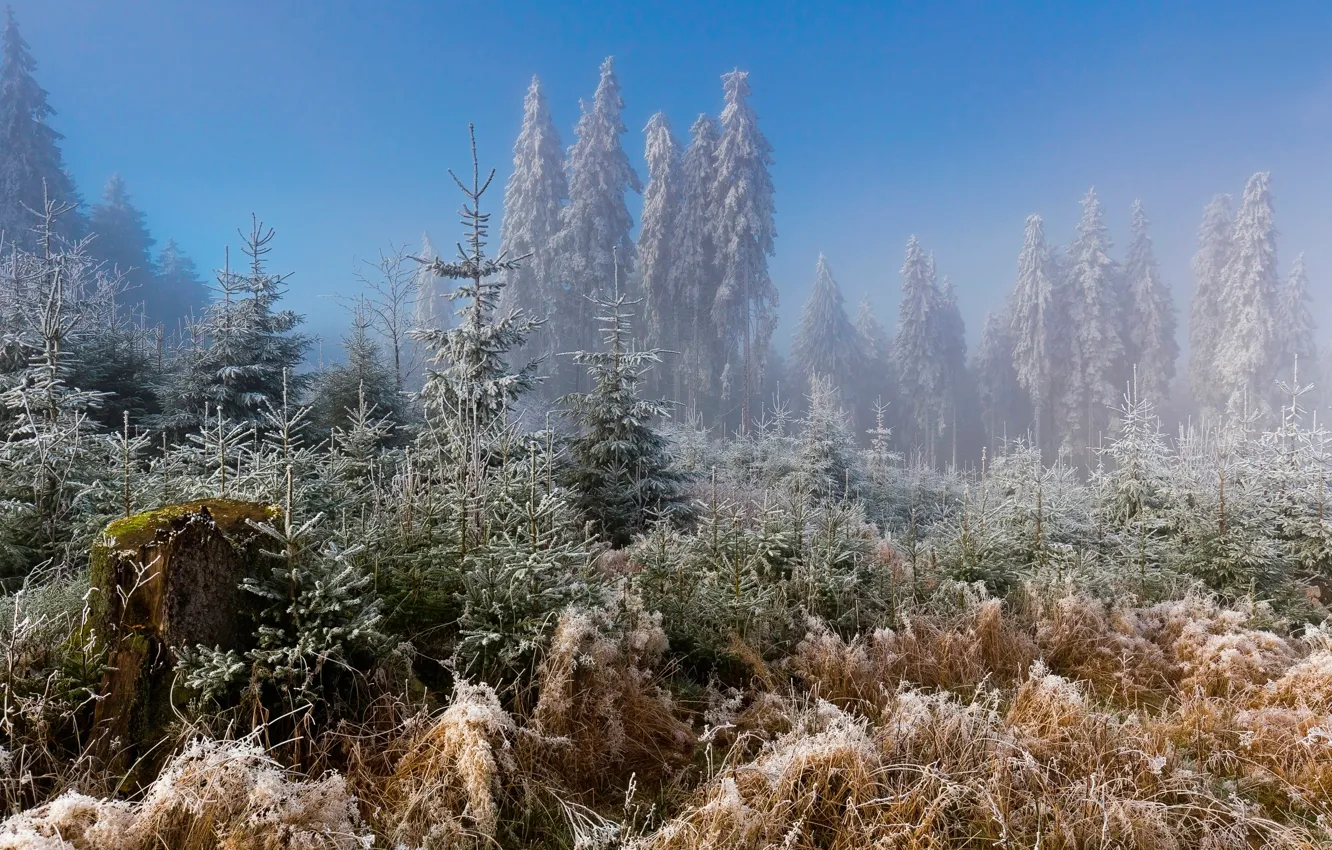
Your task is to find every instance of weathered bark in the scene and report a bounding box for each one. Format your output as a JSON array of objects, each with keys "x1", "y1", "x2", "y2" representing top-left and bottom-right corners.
[{"x1": 89, "y1": 499, "x2": 277, "y2": 763}]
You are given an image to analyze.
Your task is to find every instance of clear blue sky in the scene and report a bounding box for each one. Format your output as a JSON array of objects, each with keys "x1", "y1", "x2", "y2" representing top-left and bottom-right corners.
[{"x1": 12, "y1": 0, "x2": 1332, "y2": 353}]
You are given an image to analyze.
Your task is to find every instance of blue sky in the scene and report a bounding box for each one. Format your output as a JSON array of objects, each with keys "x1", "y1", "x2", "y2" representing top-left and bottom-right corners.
[{"x1": 11, "y1": 0, "x2": 1332, "y2": 354}]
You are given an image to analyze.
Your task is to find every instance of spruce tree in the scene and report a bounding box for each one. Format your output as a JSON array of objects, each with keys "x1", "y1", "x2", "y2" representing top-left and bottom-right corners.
[
  {"x1": 156, "y1": 238, "x2": 210, "y2": 333},
  {"x1": 1062, "y1": 188, "x2": 1123, "y2": 466},
  {"x1": 0, "y1": 8, "x2": 83, "y2": 249},
  {"x1": 669, "y1": 114, "x2": 722, "y2": 411},
  {"x1": 892, "y1": 236, "x2": 943, "y2": 460},
  {"x1": 158, "y1": 218, "x2": 311, "y2": 431},
  {"x1": 562, "y1": 275, "x2": 689, "y2": 547},
  {"x1": 853, "y1": 296, "x2": 895, "y2": 436},
  {"x1": 498, "y1": 77, "x2": 566, "y2": 348},
  {"x1": 712, "y1": 69, "x2": 776, "y2": 434},
  {"x1": 549, "y1": 57, "x2": 641, "y2": 388},
  {"x1": 1216, "y1": 172, "x2": 1279, "y2": 415},
  {"x1": 310, "y1": 303, "x2": 403, "y2": 440},
  {"x1": 638, "y1": 111, "x2": 682, "y2": 361},
  {"x1": 1123, "y1": 201, "x2": 1178, "y2": 407},
  {"x1": 1010, "y1": 214, "x2": 1056, "y2": 456},
  {"x1": 1274, "y1": 252, "x2": 1317, "y2": 391},
  {"x1": 89, "y1": 174, "x2": 159, "y2": 323},
  {"x1": 974, "y1": 309, "x2": 1028, "y2": 447},
  {"x1": 791, "y1": 253, "x2": 863, "y2": 396},
  {"x1": 1190, "y1": 194, "x2": 1233, "y2": 412},
  {"x1": 412, "y1": 126, "x2": 543, "y2": 452}
]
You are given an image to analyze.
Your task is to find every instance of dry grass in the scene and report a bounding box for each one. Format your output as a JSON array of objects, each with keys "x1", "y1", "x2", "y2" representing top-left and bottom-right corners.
[{"x1": 10, "y1": 591, "x2": 1332, "y2": 848}]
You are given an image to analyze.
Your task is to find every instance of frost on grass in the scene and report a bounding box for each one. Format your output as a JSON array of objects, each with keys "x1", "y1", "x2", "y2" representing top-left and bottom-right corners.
[{"x1": 0, "y1": 739, "x2": 368, "y2": 850}]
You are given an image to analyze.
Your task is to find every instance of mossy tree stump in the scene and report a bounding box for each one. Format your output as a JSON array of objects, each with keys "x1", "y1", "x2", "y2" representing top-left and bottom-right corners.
[{"x1": 89, "y1": 499, "x2": 279, "y2": 760}]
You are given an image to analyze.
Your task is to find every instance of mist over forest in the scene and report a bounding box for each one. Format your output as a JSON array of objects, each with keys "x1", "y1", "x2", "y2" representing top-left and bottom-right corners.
[{"x1": 4, "y1": 4, "x2": 1332, "y2": 849}]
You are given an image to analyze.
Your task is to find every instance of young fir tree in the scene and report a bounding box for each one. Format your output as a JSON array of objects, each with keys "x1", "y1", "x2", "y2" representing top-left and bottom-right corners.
[
  {"x1": 89, "y1": 174, "x2": 159, "y2": 323},
  {"x1": 1010, "y1": 214, "x2": 1056, "y2": 457},
  {"x1": 892, "y1": 236, "x2": 944, "y2": 462},
  {"x1": 498, "y1": 76, "x2": 566, "y2": 349},
  {"x1": 411, "y1": 126, "x2": 543, "y2": 455},
  {"x1": 1189, "y1": 194, "x2": 1233, "y2": 413},
  {"x1": 1062, "y1": 188, "x2": 1123, "y2": 467},
  {"x1": 156, "y1": 238, "x2": 210, "y2": 334},
  {"x1": 1123, "y1": 201, "x2": 1178, "y2": 407},
  {"x1": 562, "y1": 268, "x2": 689, "y2": 547},
  {"x1": 638, "y1": 111, "x2": 682, "y2": 362},
  {"x1": 712, "y1": 69, "x2": 776, "y2": 434},
  {"x1": 549, "y1": 57, "x2": 641, "y2": 389},
  {"x1": 791, "y1": 253, "x2": 863, "y2": 396},
  {"x1": 1216, "y1": 172, "x2": 1279, "y2": 416},
  {"x1": 310, "y1": 302, "x2": 404, "y2": 440},
  {"x1": 1274, "y1": 252, "x2": 1318, "y2": 392},
  {"x1": 668, "y1": 114, "x2": 722, "y2": 410},
  {"x1": 0, "y1": 8, "x2": 83, "y2": 249},
  {"x1": 158, "y1": 218, "x2": 310, "y2": 431}
]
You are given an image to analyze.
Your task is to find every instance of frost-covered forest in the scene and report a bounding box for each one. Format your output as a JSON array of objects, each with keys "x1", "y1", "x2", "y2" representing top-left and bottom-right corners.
[{"x1": 4, "y1": 6, "x2": 1332, "y2": 849}]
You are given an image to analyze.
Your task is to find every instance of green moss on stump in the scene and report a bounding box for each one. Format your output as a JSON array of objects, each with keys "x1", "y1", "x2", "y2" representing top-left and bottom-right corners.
[{"x1": 90, "y1": 499, "x2": 278, "y2": 767}]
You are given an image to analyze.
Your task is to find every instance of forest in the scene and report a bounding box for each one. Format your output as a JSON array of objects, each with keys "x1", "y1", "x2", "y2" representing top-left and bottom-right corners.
[{"x1": 1, "y1": 6, "x2": 1332, "y2": 849}]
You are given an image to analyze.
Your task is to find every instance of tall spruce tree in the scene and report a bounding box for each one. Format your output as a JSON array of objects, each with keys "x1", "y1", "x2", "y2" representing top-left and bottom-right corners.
[
  {"x1": 853, "y1": 296, "x2": 895, "y2": 434},
  {"x1": 1274, "y1": 252, "x2": 1317, "y2": 392},
  {"x1": 712, "y1": 69, "x2": 776, "y2": 434},
  {"x1": 936, "y1": 275, "x2": 972, "y2": 467},
  {"x1": 1062, "y1": 188, "x2": 1122, "y2": 466},
  {"x1": 892, "y1": 236, "x2": 944, "y2": 460},
  {"x1": 562, "y1": 275, "x2": 689, "y2": 547},
  {"x1": 158, "y1": 218, "x2": 310, "y2": 431},
  {"x1": 974, "y1": 309, "x2": 1028, "y2": 448},
  {"x1": 1010, "y1": 214, "x2": 1056, "y2": 456},
  {"x1": 549, "y1": 57, "x2": 641, "y2": 389},
  {"x1": 668, "y1": 114, "x2": 721, "y2": 410},
  {"x1": 1123, "y1": 201, "x2": 1177, "y2": 406},
  {"x1": 89, "y1": 174, "x2": 159, "y2": 323},
  {"x1": 156, "y1": 238, "x2": 210, "y2": 334},
  {"x1": 498, "y1": 77, "x2": 566, "y2": 350},
  {"x1": 0, "y1": 8, "x2": 83, "y2": 249},
  {"x1": 791, "y1": 253, "x2": 863, "y2": 395},
  {"x1": 1190, "y1": 194, "x2": 1233, "y2": 413},
  {"x1": 1216, "y1": 172, "x2": 1279, "y2": 415},
  {"x1": 638, "y1": 111, "x2": 682, "y2": 357}
]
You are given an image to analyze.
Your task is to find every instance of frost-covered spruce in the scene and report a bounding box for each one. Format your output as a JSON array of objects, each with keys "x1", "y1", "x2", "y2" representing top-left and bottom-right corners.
[
  {"x1": 1123, "y1": 201, "x2": 1177, "y2": 407},
  {"x1": 974, "y1": 308, "x2": 1027, "y2": 447},
  {"x1": 413, "y1": 231, "x2": 451, "y2": 330},
  {"x1": 935, "y1": 274, "x2": 969, "y2": 466},
  {"x1": 549, "y1": 57, "x2": 641, "y2": 384},
  {"x1": 892, "y1": 236, "x2": 944, "y2": 460},
  {"x1": 669, "y1": 114, "x2": 722, "y2": 406},
  {"x1": 498, "y1": 77, "x2": 566, "y2": 346},
  {"x1": 1273, "y1": 252, "x2": 1317, "y2": 392},
  {"x1": 638, "y1": 111, "x2": 683, "y2": 357},
  {"x1": 712, "y1": 69, "x2": 776, "y2": 433},
  {"x1": 1061, "y1": 188, "x2": 1123, "y2": 466},
  {"x1": 1216, "y1": 172, "x2": 1279, "y2": 416},
  {"x1": 1010, "y1": 214, "x2": 1056, "y2": 455},
  {"x1": 1189, "y1": 194, "x2": 1233, "y2": 412},
  {"x1": 791, "y1": 253, "x2": 863, "y2": 394},
  {"x1": 561, "y1": 279, "x2": 689, "y2": 547},
  {"x1": 0, "y1": 9, "x2": 84, "y2": 249},
  {"x1": 157, "y1": 219, "x2": 310, "y2": 432},
  {"x1": 412, "y1": 127, "x2": 542, "y2": 450}
]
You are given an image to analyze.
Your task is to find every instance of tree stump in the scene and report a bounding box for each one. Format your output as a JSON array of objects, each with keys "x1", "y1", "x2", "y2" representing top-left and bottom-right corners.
[{"x1": 89, "y1": 499, "x2": 278, "y2": 761}]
